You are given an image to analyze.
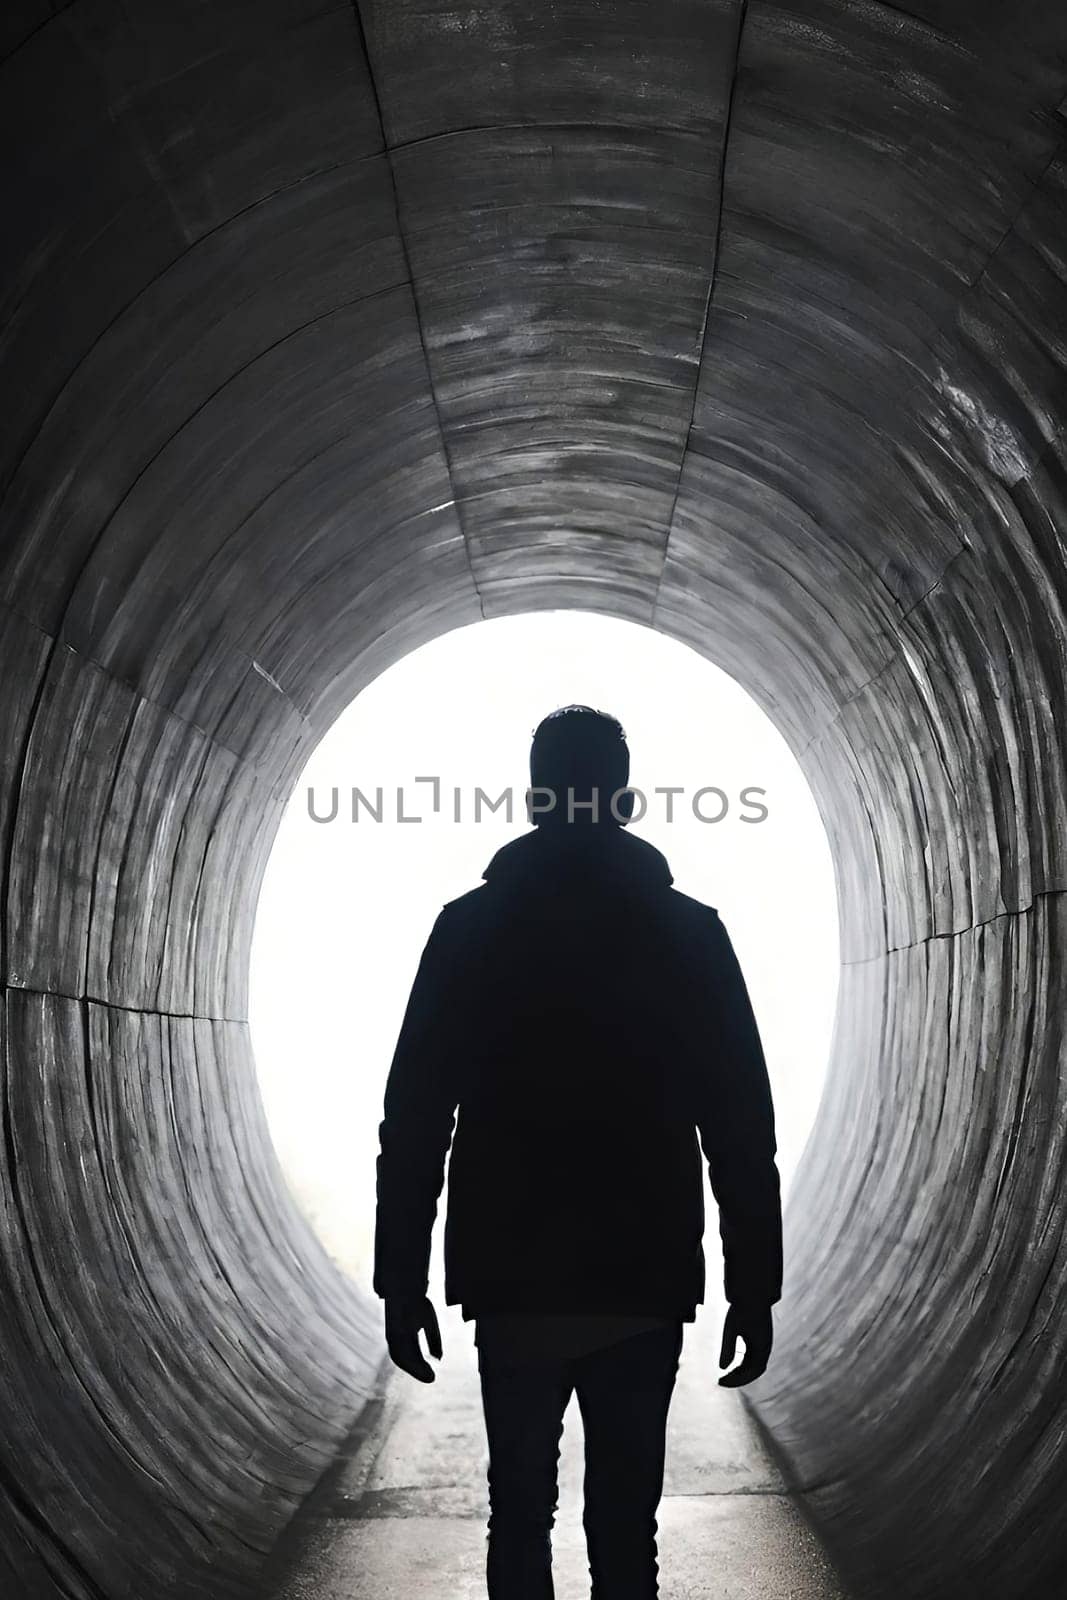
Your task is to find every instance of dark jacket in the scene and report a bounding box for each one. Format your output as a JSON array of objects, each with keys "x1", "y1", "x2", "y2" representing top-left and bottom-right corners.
[{"x1": 373, "y1": 823, "x2": 782, "y2": 1319}]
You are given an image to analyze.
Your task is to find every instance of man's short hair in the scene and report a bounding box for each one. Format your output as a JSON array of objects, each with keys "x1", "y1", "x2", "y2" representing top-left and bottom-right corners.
[{"x1": 529, "y1": 705, "x2": 630, "y2": 822}]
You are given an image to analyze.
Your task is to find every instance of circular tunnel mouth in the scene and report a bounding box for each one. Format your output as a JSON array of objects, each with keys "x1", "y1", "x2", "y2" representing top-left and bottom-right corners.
[{"x1": 249, "y1": 609, "x2": 839, "y2": 1284}]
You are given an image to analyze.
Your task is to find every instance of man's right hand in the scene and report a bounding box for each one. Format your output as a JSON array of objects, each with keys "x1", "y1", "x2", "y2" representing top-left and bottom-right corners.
[
  {"x1": 718, "y1": 1303, "x2": 773, "y2": 1387},
  {"x1": 384, "y1": 1295, "x2": 443, "y2": 1383}
]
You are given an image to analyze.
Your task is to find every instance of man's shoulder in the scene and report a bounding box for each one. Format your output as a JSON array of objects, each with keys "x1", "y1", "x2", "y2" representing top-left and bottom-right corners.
[
  {"x1": 665, "y1": 886, "x2": 722, "y2": 931},
  {"x1": 659, "y1": 890, "x2": 733, "y2": 965},
  {"x1": 443, "y1": 883, "x2": 487, "y2": 910},
  {"x1": 434, "y1": 883, "x2": 490, "y2": 932},
  {"x1": 431, "y1": 857, "x2": 724, "y2": 941},
  {"x1": 417, "y1": 887, "x2": 492, "y2": 972}
]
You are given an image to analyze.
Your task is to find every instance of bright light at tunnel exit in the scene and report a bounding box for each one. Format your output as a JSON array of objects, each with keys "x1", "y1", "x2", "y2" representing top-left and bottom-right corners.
[{"x1": 249, "y1": 612, "x2": 839, "y2": 1282}]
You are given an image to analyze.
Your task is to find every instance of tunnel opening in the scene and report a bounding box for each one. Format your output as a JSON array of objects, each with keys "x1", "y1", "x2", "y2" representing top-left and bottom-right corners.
[
  {"x1": 248, "y1": 609, "x2": 839, "y2": 1283},
  {"x1": 249, "y1": 607, "x2": 843, "y2": 1595}
]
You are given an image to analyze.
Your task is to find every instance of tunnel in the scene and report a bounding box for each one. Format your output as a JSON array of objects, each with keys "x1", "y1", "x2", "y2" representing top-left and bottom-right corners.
[{"x1": 2, "y1": 1, "x2": 1066, "y2": 1596}]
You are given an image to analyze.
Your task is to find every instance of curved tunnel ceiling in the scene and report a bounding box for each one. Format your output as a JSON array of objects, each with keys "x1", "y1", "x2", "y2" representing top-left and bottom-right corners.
[{"x1": 2, "y1": 2, "x2": 1067, "y2": 1596}]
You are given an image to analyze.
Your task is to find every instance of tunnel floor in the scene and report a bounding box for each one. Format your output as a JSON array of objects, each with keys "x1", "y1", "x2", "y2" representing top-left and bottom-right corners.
[{"x1": 260, "y1": 1305, "x2": 845, "y2": 1599}]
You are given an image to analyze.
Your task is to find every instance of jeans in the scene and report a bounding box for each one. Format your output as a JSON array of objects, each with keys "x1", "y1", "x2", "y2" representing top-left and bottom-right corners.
[{"x1": 477, "y1": 1322, "x2": 684, "y2": 1599}]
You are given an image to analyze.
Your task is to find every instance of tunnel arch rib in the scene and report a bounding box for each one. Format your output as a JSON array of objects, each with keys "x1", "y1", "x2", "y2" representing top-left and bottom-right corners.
[{"x1": 1, "y1": 2, "x2": 1067, "y2": 1596}]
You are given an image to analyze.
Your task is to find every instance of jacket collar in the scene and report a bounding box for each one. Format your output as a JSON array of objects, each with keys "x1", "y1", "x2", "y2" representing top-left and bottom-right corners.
[{"x1": 483, "y1": 824, "x2": 673, "y2": 889}]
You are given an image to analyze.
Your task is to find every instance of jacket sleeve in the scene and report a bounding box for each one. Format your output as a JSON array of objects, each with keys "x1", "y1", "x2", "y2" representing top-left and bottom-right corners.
[
  {"x1": 696, "y1": 912, "x2": 783, "y2": 1308},
  {"x1": 373, "y1": 909, "x2": 464, "y2": 1302}
]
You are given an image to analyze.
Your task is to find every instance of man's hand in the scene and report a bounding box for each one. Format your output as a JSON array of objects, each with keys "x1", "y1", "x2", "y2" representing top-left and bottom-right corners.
[
  {"x1": 718, "y1": 1303, "x2": 773, "y2": 1387},
  {"x1": 384, "y1": 1296, "x2": 443, "y2": 1383}
]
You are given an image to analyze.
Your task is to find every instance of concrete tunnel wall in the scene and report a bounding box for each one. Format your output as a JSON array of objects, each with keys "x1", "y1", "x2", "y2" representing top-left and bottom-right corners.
[{"x1": 2, "y1": 1, "x2": 1066, "y2": 1596}]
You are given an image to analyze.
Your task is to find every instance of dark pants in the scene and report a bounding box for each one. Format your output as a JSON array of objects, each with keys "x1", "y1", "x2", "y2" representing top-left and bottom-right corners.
[{"x1": 477, "y1": 1324, "x2": 684, "y2": 1599}]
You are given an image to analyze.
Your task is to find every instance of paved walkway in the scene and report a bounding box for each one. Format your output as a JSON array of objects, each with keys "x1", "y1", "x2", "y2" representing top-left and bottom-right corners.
[{"x1": 264, "y1": 1304, "x2": 844, "y2": 1599}]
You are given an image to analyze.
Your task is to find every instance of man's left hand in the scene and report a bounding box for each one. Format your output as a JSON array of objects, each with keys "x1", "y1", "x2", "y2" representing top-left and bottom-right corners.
[{"x1": 385, "y1": 1296, "x2": 443, "y2": 1382}]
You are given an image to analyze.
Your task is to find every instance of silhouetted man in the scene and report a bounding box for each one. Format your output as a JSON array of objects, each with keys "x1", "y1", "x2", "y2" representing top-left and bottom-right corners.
[{"x1": 374, "y1": 706, "x2": 782, "y2": 1599}]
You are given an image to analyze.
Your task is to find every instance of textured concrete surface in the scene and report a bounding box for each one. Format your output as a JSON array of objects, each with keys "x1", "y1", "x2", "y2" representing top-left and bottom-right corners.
[
  {"x1": 2, "y1": 2, "x2": 1067, "y2": 1598},
  {"x1": 263, "y1": 1307, "x2": 845, "y2": 1600}
]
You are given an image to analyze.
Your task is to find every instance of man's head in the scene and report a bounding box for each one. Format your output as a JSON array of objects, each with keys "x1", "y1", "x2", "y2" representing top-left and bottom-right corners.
[{"x1": 528, "y1": 705, "x2": 631, "y2": 826}]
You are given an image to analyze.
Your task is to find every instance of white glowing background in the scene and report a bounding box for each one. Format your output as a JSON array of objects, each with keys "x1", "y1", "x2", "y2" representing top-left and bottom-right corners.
[{"x1": 250, "y1": 613, "x2": 839, "y2": 1282}]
